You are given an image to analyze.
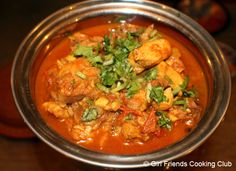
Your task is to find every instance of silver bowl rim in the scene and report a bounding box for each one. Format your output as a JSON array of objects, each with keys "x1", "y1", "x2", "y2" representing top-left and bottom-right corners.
[{"x1": 11, "y1": 0, "x2": 231, "y2": 168}]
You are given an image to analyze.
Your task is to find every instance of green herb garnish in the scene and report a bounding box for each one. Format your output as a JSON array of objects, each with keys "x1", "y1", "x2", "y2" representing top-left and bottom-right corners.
[
  {"x1": 183, "y1": 89, "x2": 196, "y2": 97},
  {"x1": 145, "y1": 67, "x2": 157, "y2": 81},
  {"x1": 124, "y1": 113, "x2": 133, "y2": 121},
  {"x1": 126, "y1": 81, "x2": 141, "y2": 98},
  {"x1": 156, "y1": 111, "x2": 172, "y2": 130},
  {"x1": 73, "y1": 44, "x2": 94, "y2": 58},
  {"x1": 81, "y1": 108, "x2": 98, "y2": 122},
  {"x1": 173, "y1": 98, "x2": 188, "y2": 110},
  {"x1": 180, "y1": 76, "x2": 189, "y2": 90},
  {"x1": 149, "y1": 86, "x2": 167, "y2": 104},
  {"x1": 75, "y1": 71, "x2": 86, "y2": 79}
]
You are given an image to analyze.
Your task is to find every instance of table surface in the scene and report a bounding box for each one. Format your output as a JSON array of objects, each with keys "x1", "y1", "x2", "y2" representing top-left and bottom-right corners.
[{"x1": 0, "y1": 0, "x2": 236, "y2": 171}]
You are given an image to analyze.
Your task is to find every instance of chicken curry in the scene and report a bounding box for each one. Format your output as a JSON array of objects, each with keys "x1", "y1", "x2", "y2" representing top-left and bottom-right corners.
[{"x1": 35, "y1": 16, "x2": 207, "y2": 154}]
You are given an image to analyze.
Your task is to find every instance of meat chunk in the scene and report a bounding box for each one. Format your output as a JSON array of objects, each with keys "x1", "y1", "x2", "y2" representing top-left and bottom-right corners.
[
  {"x1": 70, "y1": 32, "x2": 103, "y2": 48},
  {"x1": 126, "y1": 90, "x2": 147, "y2": 112},
  {"x1": 168, "y1": 106, "x2": 187, "y2": 121},
  {"x1": 43, "y1": 101, "x2": 71, "y2": 118},
  {"x1": 156, "y1": 61, "x2": 184, "y2": 89},
  {"x1": 71, "y1": 124, "x2": 94, "y2": 141},
  {"x1": 95, "y1": 96, "x2": 120, "y2": 111},
  {"x1": 140, "y1": 24, "x2": 155, "y2": 43},
  {"x1": 49, "y1": 58, "x2": 100, "y2": 103},
  {"x1": 122, "y1": 121, "x2": 142, "y2": 139},
  {"x1": 166, "y1": 47, "x2": 185, "y2": 73},
  {"x1": 128, "y1": 39, "x2": 172, "y2": 73}
]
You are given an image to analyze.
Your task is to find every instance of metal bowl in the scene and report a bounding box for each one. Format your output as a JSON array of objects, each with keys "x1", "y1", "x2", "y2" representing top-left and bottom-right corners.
[{"x1": 11, "y1": 0, "x2": 231, "y2": 168}]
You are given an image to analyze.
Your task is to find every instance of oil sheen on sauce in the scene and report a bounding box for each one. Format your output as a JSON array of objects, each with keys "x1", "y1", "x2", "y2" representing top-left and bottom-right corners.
[{"x1": 34, "y1": 16, "x2": 208, "y2": 154}]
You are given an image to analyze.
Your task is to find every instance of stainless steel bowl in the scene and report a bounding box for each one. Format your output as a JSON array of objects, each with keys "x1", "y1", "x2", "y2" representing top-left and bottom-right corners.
[{"x1": 11, "y1": 0, "x2": 231, "y2": 168}]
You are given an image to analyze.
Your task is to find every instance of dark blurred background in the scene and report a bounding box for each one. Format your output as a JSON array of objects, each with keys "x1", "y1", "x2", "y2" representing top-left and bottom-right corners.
[{"x1": 0, "y1": 0, "x2": 235, "y2": 171}]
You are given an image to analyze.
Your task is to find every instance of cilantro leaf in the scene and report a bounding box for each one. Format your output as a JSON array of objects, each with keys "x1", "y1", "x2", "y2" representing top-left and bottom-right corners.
[
  {"x1": 180, "y1": 76, "x2": 189, "y2": 90},
  {"x1": 96, "y1": 83, "x2": 110, "y2": 93},
  {"x1": 73, "y1": 44, "x2": 94, "y2": 58},
  {"x1": 81, "y1": 108, "x2": 98, "y2": 122},
  {"x1": 126, "y1": 81, "x2": 141, "y2": 98},
  {"x1": 156, "y1": 111, "x2": 172, "y2": 130},
  {"x1": 124, "y1": 113, "x2": 133, "y2": 121},
  {"x1": 145, "y1": 67, "x2": 157, "y2": 81},
  {"x1": 116, "y1": 37, "x2": 140, "y2": 52},
  {"x1": 103, "y1": 35, "x2": 111, "y2": 54},
  {"x1": 100, "y1": 69, "x2": 118, "y2": 86},
  {"x1": 75, "y1": 71, "x2": 86, "y2": 79},
  {"x1": 149, "y1": 86, "x2": 167, "y2": 104},
  {"x1": 183, "y1": 89, "x2": 196, "y2": 97}
]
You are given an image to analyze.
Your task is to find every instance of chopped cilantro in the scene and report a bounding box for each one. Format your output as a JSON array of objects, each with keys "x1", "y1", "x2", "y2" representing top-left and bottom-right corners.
[
  {"x1": 116, "y1": 36, "x2": 140, "y2": 52},
  {"x1": 146, "y1": 83, "x2": 152, "y2": 102},
  {"x1": 164, "y1": 75, "x2": 173, "y2": 85},
  {"x1": 96, "y1": 83, "x2": 110, "y2": 93},
  {"x1": 86, "y1": 99, "x2": 94, "y2": 105},
  {"x1": 81, "y1": 108, "x2": 98, "y2": 122},
  {"x1": 95, "y1": 43, "x2": 101, "y2": 55},
  {"x1": 173, "y1": 99, "x2": 186, "y2": 105},
  {"x1": 172, "y1": 87, "x2": 181, "y2": 96},
  {"x1": 156, "y1": 111, "x2": 172, "y2": 130},
  {"x1": 183, "y1": 89, "x2": 196, "y2": 97},
  {"x1": 72, "y1": 26, "x2": 142, "y2": 98},
  {"x1": 103, "y1": 35, "x2": 111, "y2": 54},
  {"x1": 144, "y1": 67, "x2": 157, "y2": 81},
  {"x1": 73, "y1": 44, "x2": 94, "y2": 58},
  {"x1": 111, "y1": 81, "x2": 127, "y2": 93},
  {"x1": 89, "y1": 56, "x2": 103, "y2": 66},
  {"x1": 173, "y1": 98, "x2": 188, "y2": 110},
  {"x1": 100, "y1": 69, "x2": 118, "y2": 86},
  {"x1": 180, "y1": 76, "x2": 189, "y2": 90},
  {"x1": 103, "y1": 54, "x2": 114, "y2": 66},
  {"x1": 75, "y1": 71, "x2": 86, "y2": 79},
  {"x1": 124, "y1": 113, "x2": 133, "y2": 121},
  {"x1": 126, "y1": 81, "x2": 141, "y2": 98},
  {"x1": 149, "y1": 86, "x2": 167, "y2": 104},
  {"x1": 150, "y1": 29, "x2": 158, "y2": 38}
]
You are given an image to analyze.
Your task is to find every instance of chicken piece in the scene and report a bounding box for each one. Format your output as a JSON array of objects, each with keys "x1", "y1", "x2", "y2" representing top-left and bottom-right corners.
[
  {"x1": 128, "y1": 39, "x2": 172, "y2": 73},
  {"x1": 166, "y1": 47, "x2": 185, "y2": 73},
  {"x1": 140, "y1": 24, "x2": 155, "y2": 43},
  {"x1": 111, "y1": 24, "x2": 141, "y2": 40},
  {"x1": 158, "y1": 87, "x2": 174, "y2": 110},
  {"x1": 126, "y1": 90, "x2": 147, "y2": 112},
  {"x1": 70, "y1": 32, "x2": 103, "y2": 48},
  {"x1": 168, "y1": 106, "x2": 188, "y2": 121},
  {"x1": 157, "y1": 61, "x2": 184, "y2": 89},
  {"x1": 95, "y1": 96, "x2": 120, "y2": 111},
  {"x1": 43, "y1": 101, "x2": 71, "y2": 118},
  {"x1": 52, "y1": 58, "x2": 100, "y2": 103},
  {"x1": 71, "y1": 124, "x2": 94, "y2": 141},
  {"x1": 121, "y1": 121, "x2": 142, "y2": 139}
]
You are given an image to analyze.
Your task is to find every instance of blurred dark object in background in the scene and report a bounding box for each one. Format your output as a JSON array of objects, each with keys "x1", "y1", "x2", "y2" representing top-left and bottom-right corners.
[
  {"x1": 176, "y1": 0, "x2": 229, "y2": 33},
  {"x1": 0, "y1": 63, "x2": 34, "y2": 138},
  {"x1": 217, "y1": 41, "x2": 236, "y2": 77}
]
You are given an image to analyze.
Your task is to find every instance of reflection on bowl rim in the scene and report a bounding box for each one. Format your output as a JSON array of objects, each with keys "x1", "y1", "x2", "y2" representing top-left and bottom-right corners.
[{"x1": 11, "y1": 0, "x2": 231, "y2": 168}]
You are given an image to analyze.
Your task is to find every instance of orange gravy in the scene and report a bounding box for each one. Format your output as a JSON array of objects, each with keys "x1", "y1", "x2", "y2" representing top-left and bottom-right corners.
[{"x1": 34, "y1": 16, "x2": 208, "y2": 154}]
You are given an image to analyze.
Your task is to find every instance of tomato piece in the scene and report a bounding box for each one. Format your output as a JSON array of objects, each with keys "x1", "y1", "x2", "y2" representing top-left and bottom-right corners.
[{"x1": 143, "y1": 109, "x2": 157, "y2": 133}]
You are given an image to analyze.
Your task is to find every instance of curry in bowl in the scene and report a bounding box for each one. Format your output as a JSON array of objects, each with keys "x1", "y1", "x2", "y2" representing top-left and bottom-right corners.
[{"x1": 34, "y1": 16, "x2": 208, "y2": 154}]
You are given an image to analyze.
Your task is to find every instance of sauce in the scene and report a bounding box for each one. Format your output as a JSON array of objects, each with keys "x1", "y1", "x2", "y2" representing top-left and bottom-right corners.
[{"x1": 34, "y1": 16, "x2": 208, "y2": 154}]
